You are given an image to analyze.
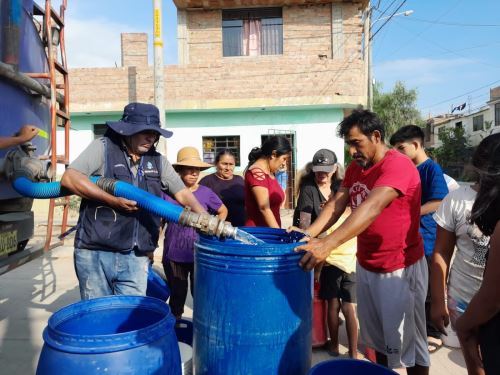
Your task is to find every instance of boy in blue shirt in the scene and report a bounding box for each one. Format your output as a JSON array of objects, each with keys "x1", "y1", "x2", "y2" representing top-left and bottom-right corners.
[{"x1": 390, "y1": 125, "x2": 449, "y2": 353}]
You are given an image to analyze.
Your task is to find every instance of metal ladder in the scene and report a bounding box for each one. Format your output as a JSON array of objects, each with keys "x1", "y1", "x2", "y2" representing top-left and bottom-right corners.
[{"x1": 31, "y1": 0, "x2": 71, "y2": 251}]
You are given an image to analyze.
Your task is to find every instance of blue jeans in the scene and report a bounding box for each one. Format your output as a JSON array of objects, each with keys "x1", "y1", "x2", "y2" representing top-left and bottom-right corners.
[{"x1": 74, "y1": 248, "x2": 150, "y2": 300}]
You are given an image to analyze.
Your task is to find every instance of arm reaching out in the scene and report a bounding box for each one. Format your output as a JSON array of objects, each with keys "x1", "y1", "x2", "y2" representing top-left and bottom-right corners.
[
  {"x1": 296, "y1": 186, "x2": 399, "y2": 271},
  {"x1": 0, "y1": 125, "x2": 39, "y2": 149},
  {"x1": 61, "y1": 168, "x2": 138, "y2": 213}
]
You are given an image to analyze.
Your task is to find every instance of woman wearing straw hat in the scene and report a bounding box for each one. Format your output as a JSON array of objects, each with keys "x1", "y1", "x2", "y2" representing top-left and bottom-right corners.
[{"x1": 162, "y1": 146, "x2": 228, "y2": 320}]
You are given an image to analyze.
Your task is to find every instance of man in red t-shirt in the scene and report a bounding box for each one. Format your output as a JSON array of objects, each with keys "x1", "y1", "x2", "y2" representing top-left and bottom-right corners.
[{"x1": 295, "y1": 110, "x2": 429, "y2": 374}]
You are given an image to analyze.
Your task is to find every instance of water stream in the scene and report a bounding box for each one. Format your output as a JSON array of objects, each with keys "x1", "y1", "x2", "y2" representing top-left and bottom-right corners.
[{"x1": 233, "y1": 228, "x2": 266, "y2": 245}]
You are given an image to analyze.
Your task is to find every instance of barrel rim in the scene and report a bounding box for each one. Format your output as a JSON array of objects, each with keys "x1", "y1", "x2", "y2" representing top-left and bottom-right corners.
[
  {"x1": 197, "y1": 227, "x2": 306, "y2": 256},
  {"x1": 43, "y1": 295, "x2": 175, "y2": 353},
  {"x1": 308, "y1": 358, "x2": 399, "y2": 374}
]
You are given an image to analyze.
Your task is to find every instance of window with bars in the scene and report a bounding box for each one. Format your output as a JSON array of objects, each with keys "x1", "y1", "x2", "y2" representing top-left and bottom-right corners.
[
  {"x1": 222, "y1": 8, "x2": 283, "y2": 57},
  {"x1": 93, "y1": 124, "x2": 107, "y2": 139},
  {"x1": 202, "y1": 136, "x2": 241, "y2": 166},
  {"x1": 473, "y1": 115, "x2": 484, "y2": 131}
]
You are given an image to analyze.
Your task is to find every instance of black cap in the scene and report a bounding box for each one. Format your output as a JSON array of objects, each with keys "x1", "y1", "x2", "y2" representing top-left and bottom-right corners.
[{"x1": 312, "y1": 149, "x2": 337, "y2": 173}]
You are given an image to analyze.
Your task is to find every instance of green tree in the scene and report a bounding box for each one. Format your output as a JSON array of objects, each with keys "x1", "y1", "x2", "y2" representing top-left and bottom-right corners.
[
  {"x1": 431, "y1": 126, "x2": 473, "y2": 180},
  {"x1": 373, "y1": 81, "x2": 424, "y2": 139}
]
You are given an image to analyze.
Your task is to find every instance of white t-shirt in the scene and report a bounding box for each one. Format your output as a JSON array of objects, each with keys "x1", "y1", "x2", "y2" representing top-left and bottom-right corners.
[
  {"x1": 443, "y1": 174, "x2": 460, "y2": 192},
  {"x1": 433, "y1": 185, "x2": 489, "y2": 305}
]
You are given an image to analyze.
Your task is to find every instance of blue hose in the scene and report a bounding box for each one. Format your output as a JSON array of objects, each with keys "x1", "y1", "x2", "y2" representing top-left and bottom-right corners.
[
  {"x1": 12, "y1": 176, "x2": 184, "y2": 224},
  {"x1": 112, "y1": 180, "x2": 184, "y2": 223}
]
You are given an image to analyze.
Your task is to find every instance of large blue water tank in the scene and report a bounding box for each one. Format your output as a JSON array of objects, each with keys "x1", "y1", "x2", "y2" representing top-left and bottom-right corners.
[
  {"x1": 36, "y1": 296, "x2": 181, "y2": 375},
  {"x1": 193, "y1": 227, "x2": 312, "y2": 375}
]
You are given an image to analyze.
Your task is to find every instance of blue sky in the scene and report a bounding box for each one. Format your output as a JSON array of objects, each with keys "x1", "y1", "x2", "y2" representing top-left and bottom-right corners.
[
  {"x1": 371, "y1": 0, "x2": 500, "y2": 117},
  {"x1": 57, "y1": 0, "x2": 500, "y2": 117}
]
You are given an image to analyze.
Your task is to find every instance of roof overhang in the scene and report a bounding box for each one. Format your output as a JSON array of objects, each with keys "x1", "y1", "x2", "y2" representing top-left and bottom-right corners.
[{"x1": 173, "y1": 0, "x2": 369, "y2": 11}]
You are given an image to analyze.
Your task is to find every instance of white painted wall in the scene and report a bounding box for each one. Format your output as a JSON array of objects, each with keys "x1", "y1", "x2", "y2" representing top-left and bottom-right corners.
[
  {"x1": 165, "y1": 122, "x2": 345, "y2": 174},
  {"x1": 58, "y1": 122, "x2": 345, "y2": 176}
]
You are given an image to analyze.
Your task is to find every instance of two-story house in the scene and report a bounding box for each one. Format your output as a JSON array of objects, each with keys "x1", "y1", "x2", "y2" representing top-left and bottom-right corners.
[
  {"x1": 67, "y1": 0, "x2": 369, "y2": 207},
  {"x1": 426, "y1": 86, "x2": 500, "y2": 149}
]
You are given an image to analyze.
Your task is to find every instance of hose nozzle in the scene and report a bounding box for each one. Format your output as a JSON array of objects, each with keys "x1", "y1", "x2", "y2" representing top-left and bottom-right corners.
[{"x1": 179, "y1": 208, "x2": 237, "y2": 239}]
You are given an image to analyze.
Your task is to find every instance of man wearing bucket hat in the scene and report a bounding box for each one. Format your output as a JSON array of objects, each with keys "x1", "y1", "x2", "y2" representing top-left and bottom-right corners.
[
  {"x1": 61, "y1": 102, "x2": 206, "y2": 300},
  {"x1": 162, "y1": 146, "x2": 227, "y2": 320}
]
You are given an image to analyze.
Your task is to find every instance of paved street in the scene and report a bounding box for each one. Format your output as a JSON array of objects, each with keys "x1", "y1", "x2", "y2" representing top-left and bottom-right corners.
[{"x1": 0, "y1": 209, "x2": 468, "y2": 374}]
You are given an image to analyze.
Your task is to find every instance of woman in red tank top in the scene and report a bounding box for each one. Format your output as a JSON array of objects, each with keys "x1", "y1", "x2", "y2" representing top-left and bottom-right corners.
[{"x1": 244, "y1": 136, "x2": 291, "y2": 228}]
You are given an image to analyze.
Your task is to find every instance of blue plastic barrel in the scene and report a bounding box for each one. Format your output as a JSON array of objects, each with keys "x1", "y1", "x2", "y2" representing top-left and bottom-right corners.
[
  {"x1": 147, "y1": 264, "x2": 171, "y2": 301},
  {"x1": 36, "y1": 296, "x2": 181, "y2": 375},
  {"x1": 193, "y1": 227, "x2": 312, "y2": 375},
  {"x1": 309, "y1": 359, "x2": 399, "y2": 374}
]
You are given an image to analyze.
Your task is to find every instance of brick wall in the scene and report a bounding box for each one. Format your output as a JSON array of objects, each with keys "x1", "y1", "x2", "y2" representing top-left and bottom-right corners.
[
  {"x1": 69, "y1": 2, "x2": 367, "y2": 113},
  {"x1": 121, "y1": 33, "x2": 148, "y2": 67}
]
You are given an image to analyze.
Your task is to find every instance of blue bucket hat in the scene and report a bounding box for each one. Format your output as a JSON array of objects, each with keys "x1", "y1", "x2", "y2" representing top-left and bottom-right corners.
[{"x1": 106, "y1": 102, "x2": 173, "y2": 138}]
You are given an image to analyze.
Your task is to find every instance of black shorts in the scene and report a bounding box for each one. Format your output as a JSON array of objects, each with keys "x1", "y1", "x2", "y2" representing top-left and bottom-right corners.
[{"x1": 319, "y1": 264, "x2": 356, "y2": 303}]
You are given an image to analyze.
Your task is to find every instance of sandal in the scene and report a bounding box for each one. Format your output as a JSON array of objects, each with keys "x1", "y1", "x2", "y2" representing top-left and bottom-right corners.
[
  {"x1": 327, "y1": 349, "x2": 340, "y2": 357},
  {"x1": 428, "y1": 337, "x2": 443, "y2": 353}
]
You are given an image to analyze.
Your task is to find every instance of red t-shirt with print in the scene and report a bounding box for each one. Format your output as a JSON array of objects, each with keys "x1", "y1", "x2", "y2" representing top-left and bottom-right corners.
[
  {"x1": 244, "y1": 168, "x2": 284, "y2": 227},
  {"x1": 342, "y1": 149, "x2": 424, "y2": 273}
]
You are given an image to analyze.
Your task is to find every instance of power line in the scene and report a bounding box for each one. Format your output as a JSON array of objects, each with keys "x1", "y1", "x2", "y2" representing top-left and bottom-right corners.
[
  {"x1": 373, "y1": 41, "x2": 500, "y2": 67},
  {"x1": 389, "y1": 17, "x2": 500, "y2": 69},
  {"x1": 370, "y1": 0, "x2": 408, "y2": 41},
  {"x1": 403, "y1": 17, "x2": 500, "y2": 27},
  {"x1": 420, "y1": 78, "x2": 500, "y2": 110},
  {"x1": 379, "y1": 0, "x2": 464, "y2": 59},
  {"x1": 373, "y1": 0, "x2": 399, "y2": 22}
]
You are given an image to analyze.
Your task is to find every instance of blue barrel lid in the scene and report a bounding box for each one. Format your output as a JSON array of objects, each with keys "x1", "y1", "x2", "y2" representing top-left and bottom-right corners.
[{"x1": 42, "y1": 296, "x2": 175, "y2": 354}]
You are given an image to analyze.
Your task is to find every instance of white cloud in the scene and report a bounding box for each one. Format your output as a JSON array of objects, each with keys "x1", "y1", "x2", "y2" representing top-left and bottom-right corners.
[
  {"x1": 65, "y1": 16, "x2": 141, "y2": 68},
  {"x1": 374, "y1": 57, "x2": 473, "y2": 87}
]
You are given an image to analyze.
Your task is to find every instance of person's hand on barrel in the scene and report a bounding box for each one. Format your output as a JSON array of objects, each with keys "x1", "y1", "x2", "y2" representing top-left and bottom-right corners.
[
  {"x1": 295, "y1": 236, "x2": 332, "y2": 271},
  {"x1": 286, "y1": 225, "x2": 310, "y2": 242}
]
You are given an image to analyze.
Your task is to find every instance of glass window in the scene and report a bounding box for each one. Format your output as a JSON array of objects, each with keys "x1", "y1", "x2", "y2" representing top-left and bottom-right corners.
[
  {"x1": 222, "y1": 8, "x2": 283, "y2": 57},
  {"x1": 202, "y1": 136, "x2": 241, "y2": 166},
  {"x1": 473, "y1": 115, "x2": 484, "y2": 131}
]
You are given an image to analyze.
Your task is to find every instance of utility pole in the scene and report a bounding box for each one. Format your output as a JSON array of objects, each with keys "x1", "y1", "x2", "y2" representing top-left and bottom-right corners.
[
  {"x1": 365, "y1": 8, "x2": 373, "y2": 110},
  {"x1": 153, "y1": 0, "x2": 167, "y2": 154}
]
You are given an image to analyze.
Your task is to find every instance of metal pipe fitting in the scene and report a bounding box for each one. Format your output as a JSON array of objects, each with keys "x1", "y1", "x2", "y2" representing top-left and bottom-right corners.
[{"x1": 179, "y1": 207, "x2": 237, "y2": 239}]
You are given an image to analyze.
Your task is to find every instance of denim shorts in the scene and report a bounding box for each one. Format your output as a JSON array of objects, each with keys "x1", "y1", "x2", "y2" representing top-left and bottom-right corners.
[{"x1": 74, "y1": 248, "x2": 150, "y2": 300}]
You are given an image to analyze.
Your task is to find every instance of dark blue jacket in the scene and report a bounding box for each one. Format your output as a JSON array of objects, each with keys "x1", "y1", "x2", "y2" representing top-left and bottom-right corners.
[{"x1": 75, "y1": 132, "x2": 162, "y2": 252}]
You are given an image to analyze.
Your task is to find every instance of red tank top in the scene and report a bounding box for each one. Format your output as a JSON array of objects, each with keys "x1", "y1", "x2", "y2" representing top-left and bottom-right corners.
[{"x1": 244, "y1": 168, "x2": 284, "y2": 227}]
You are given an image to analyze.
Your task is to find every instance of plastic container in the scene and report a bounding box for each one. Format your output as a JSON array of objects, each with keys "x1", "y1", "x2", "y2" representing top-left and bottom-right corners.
[
  {"x1": 146, "y1": 263, "x2": 171, "y2": 301},
  {"x1": 312, "y1": 280, "x2": 328, "y2": 347},
  {"x1": 193, "y1": 227, "x2": 312, "y2": 375},
  {"x1": 309, "y1": 359, "x2": 399, "y2": 374},
  {"x1": 36, "y1": 296, "x2": 181, "y2": 375}
]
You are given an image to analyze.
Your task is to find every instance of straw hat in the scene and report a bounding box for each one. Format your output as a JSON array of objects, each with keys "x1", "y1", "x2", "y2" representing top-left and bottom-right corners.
[{"x1": 173, "y1": 147, "x2": 212, "y2": 170}]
